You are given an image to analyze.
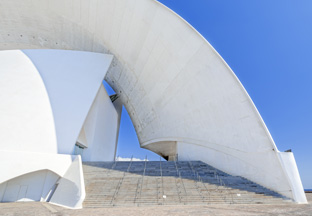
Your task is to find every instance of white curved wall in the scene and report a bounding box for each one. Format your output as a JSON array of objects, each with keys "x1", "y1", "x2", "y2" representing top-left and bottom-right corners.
[
  {"x1": 0, "y1": 151, "x2": 72, "y2": 185},
  {"x1": 0, "y1": 170, "x2": 59, "y2": 202},
  {"x1": 0, "y1": 0, "x2": 306, "y2": 202},
  {"x1": 49, "y1": 156, "x2": 85, "y2": 209},
  {"x1": 0, "y1": 50, "x2": 56, "y2": 153},
  {"x1": 0, "y1": 49, "x2": 115, "y2": 208},
  {"x1": 78, "y1": 84, "x2": 121, "y2": 162},
  {"x1": 0, "y1": 49, "x2": 113, "y2": 155},
  {"x1": 23, "y1": 49, "x2": 113, "y2": 154},
  {"x1": 0, "y1": 150, "x2": 85, "y2": 209}
]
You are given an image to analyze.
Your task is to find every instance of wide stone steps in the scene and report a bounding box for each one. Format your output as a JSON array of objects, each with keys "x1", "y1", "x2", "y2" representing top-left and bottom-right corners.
[{"x1": 82, "y1": 161, "x2": 292, "y2": 208}]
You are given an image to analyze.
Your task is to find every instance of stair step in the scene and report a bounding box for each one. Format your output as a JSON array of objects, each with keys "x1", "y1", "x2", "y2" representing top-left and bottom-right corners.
[{"x1": 82, "y1": 161, "x2": 292, "y2": 208}]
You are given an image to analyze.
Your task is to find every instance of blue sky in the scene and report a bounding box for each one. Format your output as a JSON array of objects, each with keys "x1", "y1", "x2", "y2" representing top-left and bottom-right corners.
[{"x1": 105, "y1": 0, "x2": 312, "y2": 189}]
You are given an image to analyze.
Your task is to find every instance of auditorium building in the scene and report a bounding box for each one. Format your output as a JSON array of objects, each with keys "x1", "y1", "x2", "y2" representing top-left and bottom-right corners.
[{"x1": 0, "y1": 0, "x2": 307, "y2": 208}]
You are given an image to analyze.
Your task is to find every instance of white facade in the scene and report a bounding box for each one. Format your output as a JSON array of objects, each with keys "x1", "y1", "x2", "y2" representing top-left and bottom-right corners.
[
  {"x1": 0, "y1": 0, "x2": 307, "y2": 206},
  {"x1": 0, "y1": 50, "x2": 120, "y2": 208},
  {"x1": 0, "y1": 150, "x2": 85, "y2": 208},
  {"x1": 77, "y1": 84, "x2": 122, "y2": 162}
]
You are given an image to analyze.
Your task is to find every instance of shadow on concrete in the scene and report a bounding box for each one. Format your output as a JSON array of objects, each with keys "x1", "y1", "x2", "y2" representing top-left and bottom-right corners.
[{"x1": 83, "y1": 160, "x2": 290, "y2": 200}]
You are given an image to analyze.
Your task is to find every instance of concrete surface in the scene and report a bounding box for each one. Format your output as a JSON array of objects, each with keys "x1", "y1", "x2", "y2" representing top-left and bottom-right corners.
[
  {"x1": 82, "y1": 161, "x2": 292, "y2": 207},
  {"x1": 0, "y1": 153, "x2": 85, "y2": 209},
  {"x1": 0, "y1": 193, "x2": 311, "y2": 216}
]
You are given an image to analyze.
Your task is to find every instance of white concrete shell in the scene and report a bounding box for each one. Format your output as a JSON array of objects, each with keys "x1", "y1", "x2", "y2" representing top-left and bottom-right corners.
[
  {"x1": 0, "y1": 151, "x2": 85, "y2": 209},
  {"x1": 0, "y1": 0, "x2": 306, "y2": 203},
  {"x1": 0, "y1": 49, "x2": 120, "y2": 208}
]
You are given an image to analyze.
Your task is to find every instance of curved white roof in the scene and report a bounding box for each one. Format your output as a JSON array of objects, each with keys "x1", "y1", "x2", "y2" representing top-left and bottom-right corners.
[{"x1": 0, "y1": 0, "x2": 306, "y2": 202}]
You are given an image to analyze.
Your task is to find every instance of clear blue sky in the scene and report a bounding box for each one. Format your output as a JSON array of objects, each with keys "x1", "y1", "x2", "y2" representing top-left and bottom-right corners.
[{"x1": 105, "y1": 0, "x2": 312, "y2": 189}]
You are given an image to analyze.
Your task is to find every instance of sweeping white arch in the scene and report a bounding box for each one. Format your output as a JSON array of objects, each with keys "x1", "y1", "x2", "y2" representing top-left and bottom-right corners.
[{"x1": 0, "y1": 0, "x2": 306, "y2": 203}]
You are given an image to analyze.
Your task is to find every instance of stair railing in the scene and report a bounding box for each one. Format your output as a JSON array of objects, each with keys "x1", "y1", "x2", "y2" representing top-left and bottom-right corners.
[
  {"x1": 159, "y1": 156, "x2": 164, "y2": 205},
  {"x1": 188, "y1": 160, "x2": 206, "y2": 203},
  {"x1": 136, "y1": 155, "x2": 147, "y2": 206},
  {"x1": 110, "y1": 156, "x2": 133, "y2": 205}
]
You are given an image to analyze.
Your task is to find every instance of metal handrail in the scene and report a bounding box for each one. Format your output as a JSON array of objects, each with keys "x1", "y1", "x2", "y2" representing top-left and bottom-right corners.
[
  {"x1": 136, "y1": 155, "x2": 147, "y2": 206},
  {"x1": 188, "y1": 160, "x2": 205, "y2": 203},
  {"x1": 216, "y1": 173, "x2": 233, "y2": 204},
  {"x1": 110, "y1": 156, "x2": 133, "y2": 205},
  {"x1": 174, "y1": 160, "x2": 188, "y2": 203},
  {"x1": 160, "y1": 156, "x2": 164, "y2": 205}
]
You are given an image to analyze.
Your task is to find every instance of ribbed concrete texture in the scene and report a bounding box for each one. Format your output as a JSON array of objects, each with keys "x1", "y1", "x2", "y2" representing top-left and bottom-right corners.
[{"x1": 82, "y1": 161, "x2": 291, "y2": 208}]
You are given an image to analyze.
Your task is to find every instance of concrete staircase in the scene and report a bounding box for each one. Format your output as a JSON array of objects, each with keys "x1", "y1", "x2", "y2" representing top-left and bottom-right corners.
[{"x1": 82, "y1": 161, "x2": 292, "y2": 208}]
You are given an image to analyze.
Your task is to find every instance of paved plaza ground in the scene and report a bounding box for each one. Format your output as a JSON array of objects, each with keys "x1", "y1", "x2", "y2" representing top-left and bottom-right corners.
[{"x1": 0, "y1": 193, "x2": 311, "y2": 216}]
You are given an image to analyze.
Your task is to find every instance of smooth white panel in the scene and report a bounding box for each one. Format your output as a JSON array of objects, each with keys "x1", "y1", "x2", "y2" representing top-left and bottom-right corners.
[
  {"x1": 0, "y1": 50, "x2": 56, "y2": 153},
  {"x1": 41, "y1": 171, "x2": 60, "y2": 201},
  {"x1": 79, "y1": 84, "x2": 120, "y2": 162},
  {"x1": 0, "y1": 151, "x2": 84, "y2": 208},
  {"x1": 0, "y1": 150, "x2": 72, "y2": 184},
  {"x1": 49, "y1": 156, "x2": 85, "y2": 209},
  {"x1": 278, "y1": 152, "x2": 307, "y2": 203},
  {"x1": 22, "y1": 49, "x2": 113, "y2": 154},
  {"x1": 2, "y1": 170, "x2": 51, "y2": 202},
  {"x1": 0, "y1": 182, "x2": 7, "y2": 202}
]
